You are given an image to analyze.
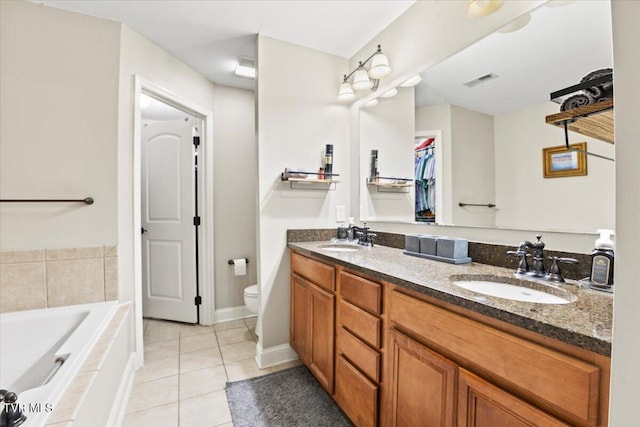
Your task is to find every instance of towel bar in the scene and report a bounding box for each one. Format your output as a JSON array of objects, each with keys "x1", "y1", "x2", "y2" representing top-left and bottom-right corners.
[{"x1": 0, "y1": 197, "x2": 94, "y2": 205}]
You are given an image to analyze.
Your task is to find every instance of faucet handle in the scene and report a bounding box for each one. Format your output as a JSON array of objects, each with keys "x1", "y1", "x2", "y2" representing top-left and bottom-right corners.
[
  {"x1": 507, "y1": 250, "x2": 530, "y2": 274},
  {"x1": 546, "y1": 256, "x2": 578, "y2": 283}
]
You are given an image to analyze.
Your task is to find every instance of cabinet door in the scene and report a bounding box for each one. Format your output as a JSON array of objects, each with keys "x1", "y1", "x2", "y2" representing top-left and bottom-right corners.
[
  {"x1": 388, "y1": 329, "x2": 457, "y2": 427},
  {"x1": 290, "y1": 274, "x2": 310, "y2": 364},
  {"x1": 309, "y1": 283, "x2": 335, "y2": 393},
  {"x1": 458, "y1": 368, "x2": 570, "y2": 427},
  {"x1": 335, "y1": 355, "x2": 378, "y2": 427}
]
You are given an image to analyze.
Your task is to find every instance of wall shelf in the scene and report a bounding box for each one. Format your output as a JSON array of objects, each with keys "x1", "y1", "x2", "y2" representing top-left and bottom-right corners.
[
  {"x1": 545, "y1": 98, "x2": 614, "y2": 144},
  {"x1": 366, "y1": 177, "x2": 413, "y2": 193},
  {"x1": 281, "y1": 173, "x2": 340, "y2": 190}
]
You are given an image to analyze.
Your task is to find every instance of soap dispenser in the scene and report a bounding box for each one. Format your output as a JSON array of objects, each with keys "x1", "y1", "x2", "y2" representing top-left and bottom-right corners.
[{"x1": 590, "y1": 229, "x2": 614, "y2": 288}]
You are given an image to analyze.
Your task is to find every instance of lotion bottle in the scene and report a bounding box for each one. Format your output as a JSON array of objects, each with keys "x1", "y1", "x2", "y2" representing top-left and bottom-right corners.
[{"x1": 590, "y1": 229, "x2": 614, "y2": 287}]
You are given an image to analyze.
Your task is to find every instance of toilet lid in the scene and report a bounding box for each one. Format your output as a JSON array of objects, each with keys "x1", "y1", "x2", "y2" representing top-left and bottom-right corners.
[{"x1": 244, "y1": 284, "x2": 258, "y2": 297}]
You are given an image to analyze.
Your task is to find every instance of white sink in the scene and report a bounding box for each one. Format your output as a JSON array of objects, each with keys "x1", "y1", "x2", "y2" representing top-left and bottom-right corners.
[
  {"x1": 450, "y1": 275, "x2": 576, "y2": 305},
  {"x1": 318, "y1": 243, "x2": 361, "y2": 253}
]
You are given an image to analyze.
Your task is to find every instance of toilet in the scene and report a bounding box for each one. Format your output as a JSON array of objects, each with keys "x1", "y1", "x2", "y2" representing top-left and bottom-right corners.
[{"x1": 244, "y1": 284, "x2": 259, "y2": 314}]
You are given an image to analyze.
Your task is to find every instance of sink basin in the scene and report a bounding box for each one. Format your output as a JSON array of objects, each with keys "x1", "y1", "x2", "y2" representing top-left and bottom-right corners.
[
  {"x1": 449, "y1": 274, "x2": 576, "y2": 305},
  {"x1": 318, "y1": 243, "x2": 361, "y2": 253}
]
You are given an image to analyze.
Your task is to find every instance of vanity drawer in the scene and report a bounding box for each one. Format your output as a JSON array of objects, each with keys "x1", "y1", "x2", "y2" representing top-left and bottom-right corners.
[
  {"x1": 291, "y1": 252, "x2": 335, "y2": 292},
  {"x1": 339, "y1": 270, "x2": 382, "y2": 315},
  {"x1": 338, "y1": 326, "x2": 380, "y2": 383},
  {"x1": 389, "y1": 290, "x2": 600, "y2": 426},
  {"x1": 339, "y1": 299, "x2": 381, "y2": 349},
  {"x1": 335, "y1": 355, "x2": 378, "y2": 427}
]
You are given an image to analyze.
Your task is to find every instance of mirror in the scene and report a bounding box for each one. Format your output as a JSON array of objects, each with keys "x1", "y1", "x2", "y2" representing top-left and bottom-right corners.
[{"x1": 359, "y1": 0, "x2": 615, "y2": 233}]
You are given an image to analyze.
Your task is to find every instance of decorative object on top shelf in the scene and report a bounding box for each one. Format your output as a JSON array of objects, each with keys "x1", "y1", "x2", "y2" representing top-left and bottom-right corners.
[
  {"x1": 542, "y1": 142, "x2": 587, "y2": 178},
  {"x1": 338, "y1": 44, "x2": 391, "y2": 101},
  {"x1": 558, "y1": 68, "x2": 613, "y2": 111},
  {"x1": 465, "y1": 0, "x2": 504, "y2": 17}
]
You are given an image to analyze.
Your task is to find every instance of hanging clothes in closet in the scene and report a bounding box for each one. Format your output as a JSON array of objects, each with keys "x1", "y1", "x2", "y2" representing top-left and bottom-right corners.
[{"x1": 415, "y1": 137, "x2": 436, "y2": 222}]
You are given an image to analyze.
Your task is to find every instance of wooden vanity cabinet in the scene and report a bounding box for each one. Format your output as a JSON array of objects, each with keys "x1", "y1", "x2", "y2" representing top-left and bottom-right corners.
[{"x1": 290, "y1": 253, "x2": 335, "y2": 393}]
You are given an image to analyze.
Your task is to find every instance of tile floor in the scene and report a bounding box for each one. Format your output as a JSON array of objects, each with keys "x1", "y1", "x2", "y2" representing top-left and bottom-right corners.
[{"x1": 123, "y1": 317, "x2": 301, "y2": 427}]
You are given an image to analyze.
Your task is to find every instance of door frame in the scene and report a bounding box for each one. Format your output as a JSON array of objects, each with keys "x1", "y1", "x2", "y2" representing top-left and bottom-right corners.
[{"x1": 133, "y1": 76, "x2": 215, "y2": 365}]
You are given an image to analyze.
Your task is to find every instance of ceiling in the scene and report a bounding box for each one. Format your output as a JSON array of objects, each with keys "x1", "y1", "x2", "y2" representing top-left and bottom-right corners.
[
  {"x1": 38, "y1": 0, "x2": 415, "y2": 90},
  {"x1": 414, "y1": 0, "x2": 613, "y2": 115}
]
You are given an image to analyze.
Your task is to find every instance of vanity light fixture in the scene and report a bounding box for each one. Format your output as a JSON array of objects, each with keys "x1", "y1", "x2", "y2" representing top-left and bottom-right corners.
[
  {"x1": 465, "y1": 0, "x2": 504, "y2": 17},
  {"x1": 235, "y1": 56, "x2": 256, "y2": 79},
  {"x1": 338, "y1": 44, "x2": 391, "y2": 100},
  {"x1": 364, "y1": 98, "x2": 379, "y2": 108},
  {"x1": 381, "y1": 88, "x2": 398, "y2": 98},
  {"x1": 400, "y1": 74, "x2": 422, "y2": 88},
  {"x1": 498, "y1": 13, "x2": 531, "y2": 33}
]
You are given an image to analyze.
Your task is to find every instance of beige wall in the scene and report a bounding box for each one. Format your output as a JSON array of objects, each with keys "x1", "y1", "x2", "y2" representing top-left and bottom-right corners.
[
  {"x1": 610, "y1": 0, "x2": 640, "y2": 423},
  {"x1": 0, "y1": 0, "x2": 120, "y2": 250},
  {"x1": 256, "y1": 35, "x2": 350, "y2": 354},
  {"x1": 212, "y1": 85, "x2": 257, "y2": 309},
  {"x1": 494, "y1": 102, "x2": 615, "y2": 232},
  {"x1": 359, "y1": 88, "x2": 415, "y2": 222}
]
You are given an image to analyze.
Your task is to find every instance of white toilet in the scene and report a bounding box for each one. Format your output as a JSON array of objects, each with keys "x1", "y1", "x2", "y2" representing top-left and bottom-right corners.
[{"x1": 244, "y1": 284, "x2": 259, "y2": 314}]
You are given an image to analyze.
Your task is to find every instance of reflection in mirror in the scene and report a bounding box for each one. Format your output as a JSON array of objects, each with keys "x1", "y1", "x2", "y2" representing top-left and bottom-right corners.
[{"x1": 360, "y1": 0, "x2": 615, "y2": 233}]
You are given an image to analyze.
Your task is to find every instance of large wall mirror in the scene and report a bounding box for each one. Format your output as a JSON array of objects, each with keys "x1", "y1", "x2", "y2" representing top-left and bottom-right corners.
[{"x1": 359, "y1": 0, "x2": 615, "y2": 234}]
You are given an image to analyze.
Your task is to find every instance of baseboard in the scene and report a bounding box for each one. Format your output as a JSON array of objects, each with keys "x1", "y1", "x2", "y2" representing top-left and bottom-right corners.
[
  {"x1": 215, "y1": 305, "x2": 256, "y2": 323},
  {"x1": 255, "y1": 342, "x2": 299, "y2": 369},
  {"x1": 107, "y1": 352, "x2": 136, "y2": 427}
]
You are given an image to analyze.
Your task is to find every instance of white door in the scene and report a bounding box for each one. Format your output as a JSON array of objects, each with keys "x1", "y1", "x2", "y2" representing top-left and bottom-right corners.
[{"x1": 141, "y1": 118, "x2": 198, "y2": 323}]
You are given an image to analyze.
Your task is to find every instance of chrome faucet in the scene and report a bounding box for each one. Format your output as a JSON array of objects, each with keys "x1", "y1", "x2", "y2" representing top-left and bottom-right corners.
[
  {"x1": 350, "y1": 222, "x2": 376, "y2": 247},
  {"x1": 507, "y1": 234, "x2": 578, "y2": 283}
]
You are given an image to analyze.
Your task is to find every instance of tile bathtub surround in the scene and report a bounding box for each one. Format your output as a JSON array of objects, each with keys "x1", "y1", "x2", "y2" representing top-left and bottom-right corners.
[
  {"x1": 287, "y1": 229, "x2": 591, "y2": 279},
  {"x1": 125, "y1": 317, "x2": 301, "y2": 427},
  {"x1": 0, "y1": 245, "x2": 119, "y2": 313}
]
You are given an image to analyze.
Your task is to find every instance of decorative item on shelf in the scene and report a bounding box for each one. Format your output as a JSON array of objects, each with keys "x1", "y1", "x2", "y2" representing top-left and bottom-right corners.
[
  {"x1": 324, "y1": 144, "x2": 333, "y2": 176},
  {"x1": 369, "y1": 149, "x2": 378, "y2": 181},
  {"x1": 542, "y1": 142, "x2": 587, "y2": 178},
  {"x1": 337, "y1": 44, "x2": 391, "y2": 101}
]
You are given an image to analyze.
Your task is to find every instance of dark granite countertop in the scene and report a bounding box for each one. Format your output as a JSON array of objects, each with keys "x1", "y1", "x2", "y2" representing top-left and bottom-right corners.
[{"x1": 288, "y1": 241, "x2": 612, "y2": 356}]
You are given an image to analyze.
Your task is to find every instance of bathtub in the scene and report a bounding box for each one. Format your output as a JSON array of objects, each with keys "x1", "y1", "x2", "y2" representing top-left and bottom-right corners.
[{"x1": 0, "y1": 301, "x2": 118, "y2": 426}]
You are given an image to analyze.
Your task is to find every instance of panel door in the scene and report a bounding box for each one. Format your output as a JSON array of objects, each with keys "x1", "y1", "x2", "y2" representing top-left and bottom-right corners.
[
  {"x1": 290, "y1": 273, "x2": 310, "y2": 364},
  {"x1": 388, "y1": 329, "x2": 457, "y2": 427},
  {"x1": 142, "y1": 118, "x2": 197, "y2": 323},
  {"x1": 309, "y1": 282, "x2": 335, "y2": 393}
]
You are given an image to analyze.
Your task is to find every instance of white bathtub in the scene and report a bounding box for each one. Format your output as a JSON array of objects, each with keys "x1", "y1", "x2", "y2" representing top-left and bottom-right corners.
[{"x1": 0, "y1": 301, "x2": 118, "y2": 426}]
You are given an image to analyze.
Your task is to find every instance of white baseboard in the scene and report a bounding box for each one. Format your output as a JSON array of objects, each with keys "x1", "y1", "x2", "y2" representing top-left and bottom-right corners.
[
  {"x1": 255, "y1": 342, "x2": 299, "y2": 369},
  {"x1": 107, "y1": 353, "x2": 136, "y2": 427},
  {"x1": 214, "y1": 305, "x2": 256, "y2": 323}
]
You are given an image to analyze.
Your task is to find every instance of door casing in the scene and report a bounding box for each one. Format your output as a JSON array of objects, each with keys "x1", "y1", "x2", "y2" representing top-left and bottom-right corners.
[{"x1": 132, "y1": 75, "x2": 215, "y2": 368}]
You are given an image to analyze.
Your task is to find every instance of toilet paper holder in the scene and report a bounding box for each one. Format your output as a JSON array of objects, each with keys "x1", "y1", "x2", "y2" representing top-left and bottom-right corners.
[{"x1": 228, "y1": 258, "x2": 249, "y2": 265}]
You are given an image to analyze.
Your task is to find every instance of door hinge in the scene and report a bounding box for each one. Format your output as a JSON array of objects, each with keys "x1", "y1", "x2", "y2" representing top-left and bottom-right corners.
[
  {"x1": 193, "y1": 136, "x2": 200, "y2": 147},
  {"x1": 194, "y1": 296, "x2": 202, "y2": 305},
  {"x1": 193, "y1": 216, "x2": 201, "y2": 226}
]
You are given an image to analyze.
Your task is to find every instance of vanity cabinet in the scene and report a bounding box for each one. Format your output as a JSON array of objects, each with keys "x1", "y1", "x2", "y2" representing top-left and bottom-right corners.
[
  {"x1": 289, "y1": 250, "x2": 610, "y2": 427},
  {"x1": 290, "y1": 253, "x2": 335, "y2": 393}
]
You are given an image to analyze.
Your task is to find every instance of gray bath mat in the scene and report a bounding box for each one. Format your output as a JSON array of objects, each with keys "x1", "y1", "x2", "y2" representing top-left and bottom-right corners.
[{"x1": 225, "y1": 365, "x2": 353, "y2": 427}]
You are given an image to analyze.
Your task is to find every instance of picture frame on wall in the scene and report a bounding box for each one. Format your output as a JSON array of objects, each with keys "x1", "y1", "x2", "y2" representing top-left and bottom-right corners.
[{"x1": 543, "y1": 142, "x2": 588, "y2": 178}]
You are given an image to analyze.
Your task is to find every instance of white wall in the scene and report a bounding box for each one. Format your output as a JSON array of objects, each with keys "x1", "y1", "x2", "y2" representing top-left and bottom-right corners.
[
  {"x1": 212, "y1": 86, "x2": 257, "y2": 309},
  {"x1": 256, "y1": 35, "x2": 350, "y2": 354},
  {"x1": 494, "y1": 101, "x2": 615, "y2": 232},
  {"x1": 0, "y1": 0, "x2": 120, "y2": 250},
  {"x1": 609, "y1": 0, "x2": 640, "y2": 423},
  {"x1": 450, "y1": 105, "x2": 495, "y2": 227},
  {"x1": 359, "y1": 88, "x2": 415, "y2": 222}
]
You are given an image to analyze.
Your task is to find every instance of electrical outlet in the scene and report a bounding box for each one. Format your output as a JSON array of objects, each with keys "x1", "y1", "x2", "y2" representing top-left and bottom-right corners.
[{"x1": 336, "y1": 205, "x2": 346, "y2": 223}]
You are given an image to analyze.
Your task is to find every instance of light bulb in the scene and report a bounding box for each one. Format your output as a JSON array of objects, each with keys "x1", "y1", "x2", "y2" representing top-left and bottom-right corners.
[
  {"x1": 365, "y1": 98, "x2": 379, "y2": 107},
  {"x1": 465, "y1": 0, "x2": 504, "y2": 17},
  {"x1": 381, "y1": 88, "x2": 398, "y2": 98},
  {"x1": 400, "y1": 75, "x2": 422, "y2": 88}
]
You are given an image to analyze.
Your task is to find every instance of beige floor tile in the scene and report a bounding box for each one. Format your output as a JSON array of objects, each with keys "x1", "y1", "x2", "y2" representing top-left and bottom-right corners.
[
  {"x1": 225, "y1": 357, "x2": 272, "y2": 382},
  {"x1": 144, "y1": 321, "x2": 181, "y2": 343},
  {"x1": 180, "y1": 333, "x2": 218, "y2": 354},
  {"x1": 144, "y1": 339, "x2": 179, "y2": 361},
  {"x1": 134, "y1": 355, "x2": 179, "y2": 383},
  {"x1": 179, "y1": 390, "x2": 231, "y2": 427},
  {"x1": 215, "y1": 327, "x2": 254, "y2": 346},
  {"x1": 219, "y1": 341, "x2": 256, "y2": 364},
  {"x1": 214, "y1": 319, "x2": 246, "y2": 331},
  {"x1": 122, "y1": 402, "x2": 178, "y2": 427},
  {"x1": 179, "y1": 365, "x2": 227, "y2": 400},
  {"x1": 244, "y1": 316, "x2": 257, "y2": 328},
  {"x1": 126, "y1": 375, "x2": 178, "y2": 414},
  {"x1": 179, "y1": 323, "x2": 216, "y2": 338},
  {"x1": 180, "y1": 347, "x2": 223, "y2": 373},
  {"x1": 270, "y1": 359, "x2": 303, "y2": 373}
]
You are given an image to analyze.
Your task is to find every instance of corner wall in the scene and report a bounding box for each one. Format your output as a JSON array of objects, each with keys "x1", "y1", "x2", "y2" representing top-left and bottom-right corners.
[{"x1": 256, "y1": 35, "x2": 350, "y2": 357}]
